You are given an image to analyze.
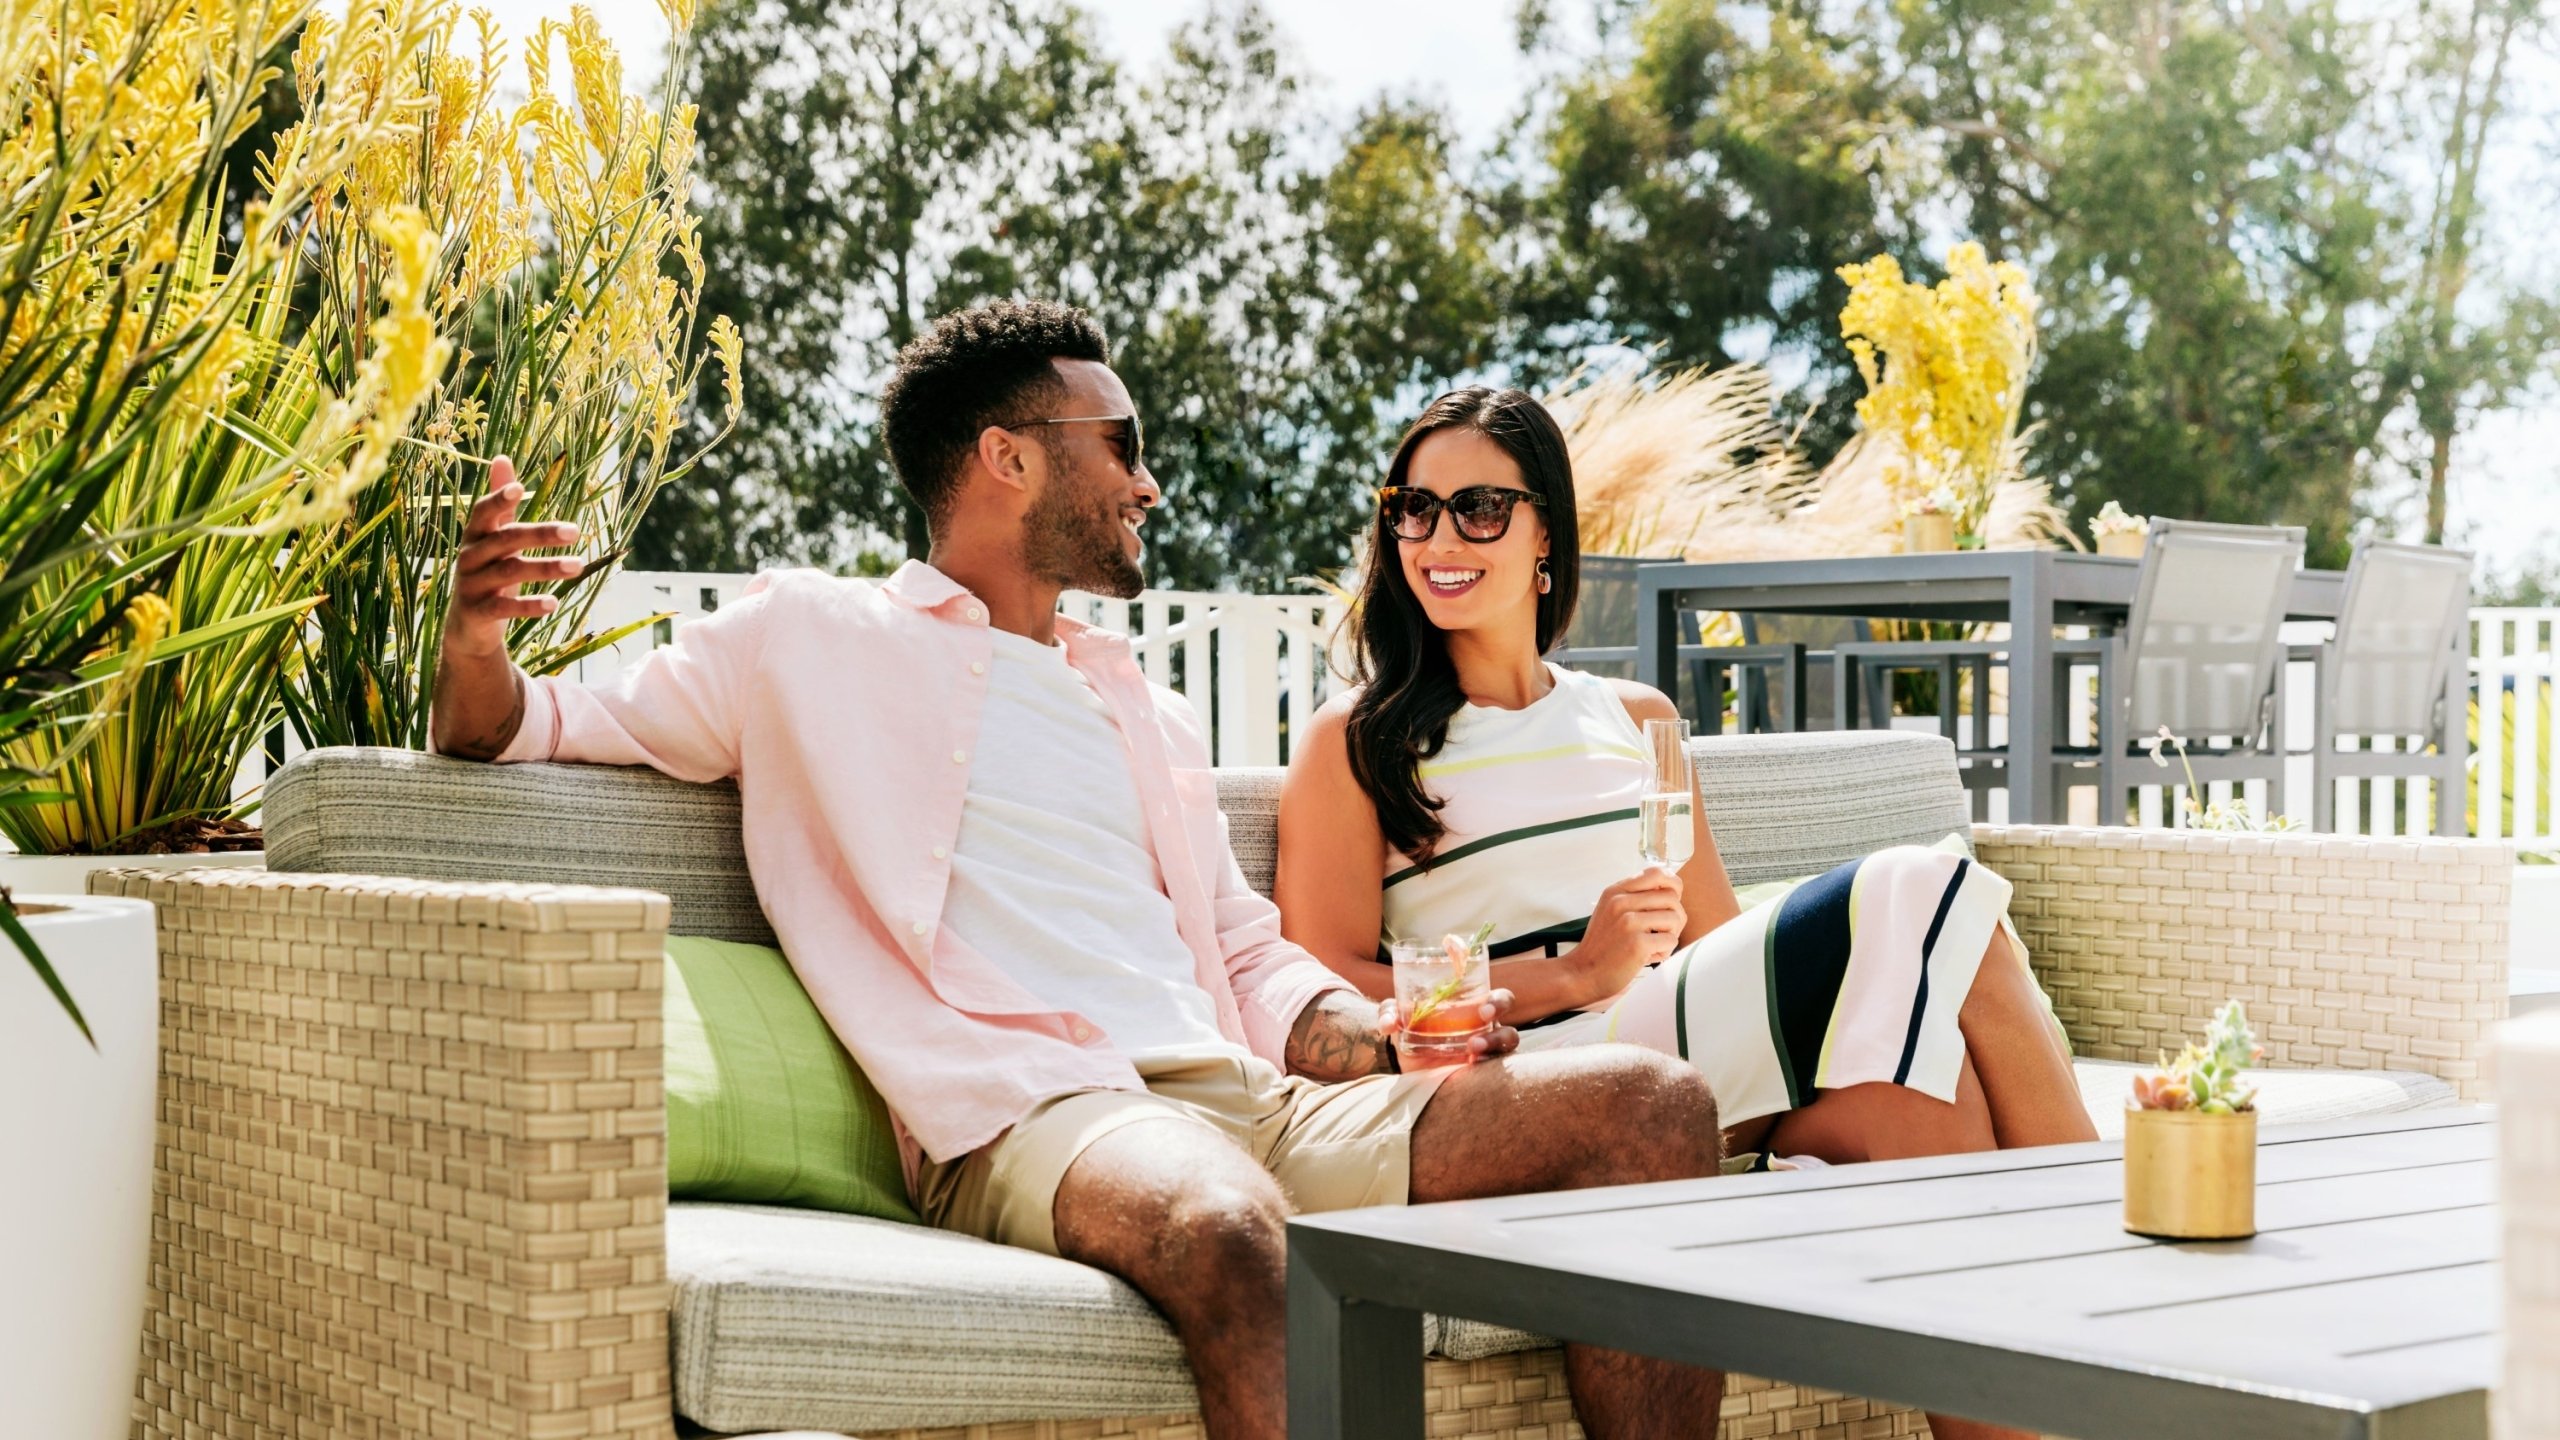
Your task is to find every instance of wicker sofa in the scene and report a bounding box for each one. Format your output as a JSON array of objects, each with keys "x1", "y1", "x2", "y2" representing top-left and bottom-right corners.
[{"x1": 110, "y1": 730, "x2": 2513, "y2": 1440}]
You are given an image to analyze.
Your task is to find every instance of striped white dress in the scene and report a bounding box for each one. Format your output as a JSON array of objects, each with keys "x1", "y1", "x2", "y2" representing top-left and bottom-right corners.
[
  {"x1": 1380, "y1": 664, "x2": 2023, "y2": 1129},
  {"x1": 1378, "y1": 665, "x2": 1653, "y2": 966}
]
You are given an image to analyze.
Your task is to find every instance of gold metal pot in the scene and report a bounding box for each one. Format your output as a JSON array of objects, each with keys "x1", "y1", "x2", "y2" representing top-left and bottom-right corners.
[
  {"x1": 2095, "y1": 530, "x2": 2147, "y2": 559},
  {"x1": 2123, "y1": 1107, "x2": 2257, "y2": 1239},
  {"x1": 1903, "y1": 513, "x2": 1957, "y2": 554}
]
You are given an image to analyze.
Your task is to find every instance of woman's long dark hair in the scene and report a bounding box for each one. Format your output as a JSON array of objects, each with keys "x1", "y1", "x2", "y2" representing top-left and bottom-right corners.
[{"x1": 1346, "y1": 387, "x2": 1581, "y2": 863}]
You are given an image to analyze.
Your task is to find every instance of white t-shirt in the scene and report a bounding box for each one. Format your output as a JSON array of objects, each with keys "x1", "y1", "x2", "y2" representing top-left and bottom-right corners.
[{"x1": 940, "y1": 628, "x2": 1244, "y2": 1060}]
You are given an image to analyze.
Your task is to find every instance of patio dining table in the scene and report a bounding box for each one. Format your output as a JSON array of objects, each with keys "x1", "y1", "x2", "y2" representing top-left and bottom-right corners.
[{"x1": 1629, "y1": 551, "x2": 2456, "y2": 828}]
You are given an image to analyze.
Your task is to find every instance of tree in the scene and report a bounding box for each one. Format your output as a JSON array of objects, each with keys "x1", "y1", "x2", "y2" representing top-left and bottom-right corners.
[
  {"x1": 1890, "y1": 0, "x2": 2405, "y2": 564},
  {"x1": 658, "y1": 0, "x2": 1502, "y2": 590},
  {"x1": 2378, "y1": 0, "x2": 2553, "y2": 543},
  {"x1": 647, "y1": 0, "x2": 1099, "y2": 570},
  {"x1": 1502, "y1": 0, "x2": 1903, "y2": 451}
]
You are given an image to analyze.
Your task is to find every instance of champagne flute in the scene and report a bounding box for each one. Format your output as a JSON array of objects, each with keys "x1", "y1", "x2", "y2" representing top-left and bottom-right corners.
[{"x1": 1639, "y1": 716, "x2": 1695, "y2": 870}]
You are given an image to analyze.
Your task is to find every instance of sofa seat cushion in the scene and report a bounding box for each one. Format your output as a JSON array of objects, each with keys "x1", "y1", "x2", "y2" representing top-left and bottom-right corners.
[
  {"x1": 670, "y1": 1202, "x2": 1195, "y2": 1432},
  {"x1": 2073, "y1": 1058, "x2": 2453, "y2": 1140},
  {"x1": 671, "y1": 1060, "x2": 2458, "y2": 1430},
  {"x1": 668, "y1": 1202, "x2": 1546, "y2": 1431}
]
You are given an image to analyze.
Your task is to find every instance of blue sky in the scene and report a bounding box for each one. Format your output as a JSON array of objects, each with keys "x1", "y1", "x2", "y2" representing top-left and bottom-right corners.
[{"x1": 536, "y1": 0, "x2": 2560, "y2": 584}]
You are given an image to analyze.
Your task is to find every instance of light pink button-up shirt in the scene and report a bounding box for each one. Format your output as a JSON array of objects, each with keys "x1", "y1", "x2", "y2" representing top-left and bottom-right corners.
[{"x1": 495, "y1": 561, "x2": 1354, "y2": 1164}]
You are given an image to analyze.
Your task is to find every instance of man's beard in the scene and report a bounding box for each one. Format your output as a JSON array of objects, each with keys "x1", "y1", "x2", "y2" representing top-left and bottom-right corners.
[{"x1": 1024, "y1": 468, "x2": 1145, "y2": 600}]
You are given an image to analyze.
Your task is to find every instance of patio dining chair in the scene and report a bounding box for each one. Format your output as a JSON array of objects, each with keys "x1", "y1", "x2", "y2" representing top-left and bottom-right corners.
[
  {"x1": 2054, "y1": 518, "x2": 2306, "y2": 824},
  {"x1": 2304, "y1": 538, "x2": 2472, "y2": 832},
  {"x1": 1793, "y1": 613, "x2": 2008, "y2": 817},
  {"x1": 1553, "y1": 555, "x2": 1800, "y2": 734}
]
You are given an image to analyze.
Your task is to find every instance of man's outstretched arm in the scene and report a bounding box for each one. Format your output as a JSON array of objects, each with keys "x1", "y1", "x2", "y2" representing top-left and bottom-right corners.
[{"x1": 431, "y1": 457, "x2": 583, "y2": 761}]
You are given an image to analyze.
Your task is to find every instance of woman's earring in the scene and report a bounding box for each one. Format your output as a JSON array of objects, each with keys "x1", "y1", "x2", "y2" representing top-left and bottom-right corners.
[{"x1": 1536, "y1": 560, "x2": 1553, "y2": 595}]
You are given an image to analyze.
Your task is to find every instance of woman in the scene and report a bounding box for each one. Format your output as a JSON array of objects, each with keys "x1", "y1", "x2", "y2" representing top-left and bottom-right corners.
[{"x1": 1277, "y1": 390, "x2": 2096, "y2": 1435}]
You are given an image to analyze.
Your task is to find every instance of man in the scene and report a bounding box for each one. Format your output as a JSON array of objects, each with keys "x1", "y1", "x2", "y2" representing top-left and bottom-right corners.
[{"x1": 432, "y1": 300, "x2": 1725, "y2": 1440}]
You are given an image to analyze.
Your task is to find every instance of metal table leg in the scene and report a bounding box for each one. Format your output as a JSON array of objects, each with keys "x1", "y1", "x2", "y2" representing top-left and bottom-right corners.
[
  {"x1": 1287, "y1": 1244, "x2": 1423, "y2": 1440},
  {"x1": 1638, "y1": 579, "x2": 1678, "y2": 704},
  {"x1": 2007, "y1": 566, "x2": 2056, "y2": 824}
]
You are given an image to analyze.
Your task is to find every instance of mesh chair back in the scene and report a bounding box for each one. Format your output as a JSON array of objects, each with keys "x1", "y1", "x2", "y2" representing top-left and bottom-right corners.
[
  {"x1": 2326, "y1": 539, "x2": 2471, "y2": 738},
  {"x1": 2121, "y1": 519, "x2": 2305, "y2": 739}
]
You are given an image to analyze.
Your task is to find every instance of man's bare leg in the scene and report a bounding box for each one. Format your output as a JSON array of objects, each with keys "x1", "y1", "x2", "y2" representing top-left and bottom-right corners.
[
  {"x1": 1052, "y1": 1120, "x2": 1294, "y2": 1440},
  {"x1": 1410, "y1": 1046, "x2": 1727, "y2": 1440}
]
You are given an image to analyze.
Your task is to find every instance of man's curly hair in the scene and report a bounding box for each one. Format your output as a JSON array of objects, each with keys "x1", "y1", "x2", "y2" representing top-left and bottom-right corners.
[{"x1": 881, "y1": 300, "x2": 1112, "y2": 533}]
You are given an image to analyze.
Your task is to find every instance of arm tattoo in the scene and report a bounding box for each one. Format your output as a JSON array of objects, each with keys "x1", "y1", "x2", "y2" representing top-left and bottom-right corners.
[
  {"x1": 443, "y1": 669, "x2": 527, "y2": 762},
  {"x1": 1285, "y1": 991, "x2": 1394, "y2": 1082}
]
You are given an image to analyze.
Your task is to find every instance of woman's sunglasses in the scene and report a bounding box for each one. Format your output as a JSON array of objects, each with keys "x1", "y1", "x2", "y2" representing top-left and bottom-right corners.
[
  {"x1": 1377, "y1": 485, "x2": 1548, "y2": 543},
  {"x1": 1016, "y1": 414, "x2": 1145, "y2": 475}
]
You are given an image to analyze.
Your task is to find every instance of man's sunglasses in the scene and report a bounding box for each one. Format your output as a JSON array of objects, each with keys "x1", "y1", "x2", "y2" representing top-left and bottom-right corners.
[
  {"x1": 1017, "y1": 414, "x2": 1145, "y2": 475},
  {"x1": 1377, "y1": 485, "x2": 1548, "y2": 543}
]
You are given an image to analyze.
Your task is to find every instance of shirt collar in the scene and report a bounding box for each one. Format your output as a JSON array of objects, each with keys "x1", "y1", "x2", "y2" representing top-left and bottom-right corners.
[
  {"x1": 882, "y1": 559, "x2": 969, "y2": 610},
  {"x1": 882, "y1": 560, "x2": 1131, "y2": 655}
]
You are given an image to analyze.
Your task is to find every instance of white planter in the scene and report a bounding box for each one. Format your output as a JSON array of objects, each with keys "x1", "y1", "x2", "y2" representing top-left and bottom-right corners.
[
  {"x1": 0, "y1": 848, "x2": 262, "y2": 897},
  {"x1": 0, "y1": 894, "x2": 158, "y2": 1439}
]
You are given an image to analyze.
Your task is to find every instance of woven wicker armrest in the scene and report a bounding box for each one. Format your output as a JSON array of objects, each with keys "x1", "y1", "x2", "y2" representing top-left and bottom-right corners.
[
  {"x1": 94, "y1": 866, "x2": 674, "y2": 1440},
  {"x1": 1971, "y1": 825, "x2": 2512, "y2": 1098}
]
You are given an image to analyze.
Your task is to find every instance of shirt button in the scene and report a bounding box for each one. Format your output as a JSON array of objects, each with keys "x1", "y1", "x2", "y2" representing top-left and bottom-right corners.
[
  {"x1": 965, "y1": 605, "x2": 985, "y2": 623},
  {"x1": 952, "y1": 749, "x2": 968, "y2": 764},
  {"x1": 931, "y1": 846, "x2": 947, "y2": 860},
  {"x1": 1071, "y1": 1022, "x2": 1094, "y2": 1042},
  {"x1": 970, "y1": 661, "x2": 986, "y2": 675},
  {"x1": 910, "y1": 921, "x2": 929, "y2": 937}
]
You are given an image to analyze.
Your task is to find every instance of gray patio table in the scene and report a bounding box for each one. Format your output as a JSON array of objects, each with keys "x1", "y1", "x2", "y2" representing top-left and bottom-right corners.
[
  {"x1": 1628, "y1": 551, "x2": 2460, "y2": 829},
  {"x1": 1288, "y1": 1108, "x2": 2495, "y2": 1440}
]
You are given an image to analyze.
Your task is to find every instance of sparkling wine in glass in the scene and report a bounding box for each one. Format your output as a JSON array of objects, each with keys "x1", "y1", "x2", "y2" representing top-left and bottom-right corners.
[{"x1": 1640, "y1": 717, "x2": 1695, "y2": 870}]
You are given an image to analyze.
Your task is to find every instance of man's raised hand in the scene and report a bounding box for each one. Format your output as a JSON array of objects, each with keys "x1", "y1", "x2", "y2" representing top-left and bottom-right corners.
[
  {"x1": 446, "y1": 456, "x2": 584, "y2": 659},
  {"x1": 431, "y1": 457, "x2": 580, "y2": 760}
]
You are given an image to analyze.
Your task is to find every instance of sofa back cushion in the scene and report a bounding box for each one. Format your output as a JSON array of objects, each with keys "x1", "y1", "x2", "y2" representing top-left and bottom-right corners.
[
  {"x1": 1216, "y1": 729, "x2": 1971, "y2": 894},
  {"x1": 667, "y1": 935, "x2": 917, "y2": 1221},
  {"x1": 265, "y1": 730, "x2": 1968, "y2": 927},
  {"x1": 265, "y1": 747, "x2": 778, "y2": 944}
]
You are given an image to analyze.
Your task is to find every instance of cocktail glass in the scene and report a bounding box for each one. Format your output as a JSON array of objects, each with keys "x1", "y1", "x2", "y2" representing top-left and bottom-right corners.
[{"x1": 1390, "y1": 934, "x2": 1492, "y2": 1070}]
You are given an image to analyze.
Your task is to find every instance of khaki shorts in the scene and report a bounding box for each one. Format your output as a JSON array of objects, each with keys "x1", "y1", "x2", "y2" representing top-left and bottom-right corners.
[{"x1": 914, "y1": 1051, "x2": 1450, "y2": 1256}]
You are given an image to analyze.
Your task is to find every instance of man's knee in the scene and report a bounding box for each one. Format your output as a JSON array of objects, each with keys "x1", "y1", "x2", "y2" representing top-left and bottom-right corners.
[
  {"x1": 1584, "y1": 1048, "x2": 1720, "y2": 1180},
  {"x1": 1156, "y1": 1174, "x2": 1289, "y2": 1293}
]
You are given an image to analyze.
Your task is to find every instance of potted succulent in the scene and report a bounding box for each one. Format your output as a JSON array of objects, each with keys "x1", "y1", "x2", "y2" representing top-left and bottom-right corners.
[
  {"x1": 2124, "y1": 1000, "x2": 2264, "y2": 1239},
  {"x1": 1902, "y1": 485, "x2": 1961, "y2": 554},
  {"x1": 2092, "y1": 500, "x2": 2150, "y2": 558}
]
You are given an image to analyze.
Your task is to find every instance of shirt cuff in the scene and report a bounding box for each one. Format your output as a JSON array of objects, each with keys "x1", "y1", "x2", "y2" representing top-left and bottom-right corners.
[
  {"x1": 494, "y1": 674, "x2": 559, "y2": 763},
  {"x1": 1266, "y1": 961, "x2": 1360, "y2": 1037}
]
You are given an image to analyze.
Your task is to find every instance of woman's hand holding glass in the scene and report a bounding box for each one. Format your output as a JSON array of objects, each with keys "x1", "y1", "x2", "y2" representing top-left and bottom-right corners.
[{"x1": 1569, "y1": 868, "x2": 1686, "y2": 997}]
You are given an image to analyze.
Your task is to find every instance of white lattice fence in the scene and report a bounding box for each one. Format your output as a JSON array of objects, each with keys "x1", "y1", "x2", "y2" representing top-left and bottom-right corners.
[
  {"x1": 1058, "y1": 590, "x2": 1348, "y2": 766},
  {"x1": 565, "y1": 575, "x2": 1347, "y2": 767},
  {"x1": 2477, "y1": 608, "x2": 2560, "y2": 848},
  {"x1": 459, "y1": 572, "x2": 2560, "y2": 845}
]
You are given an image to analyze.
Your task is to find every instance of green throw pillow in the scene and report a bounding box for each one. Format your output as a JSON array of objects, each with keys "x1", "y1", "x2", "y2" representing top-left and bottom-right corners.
[{"x1": 664, "y1": 935, "x2": 919, "y2": 1222}]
